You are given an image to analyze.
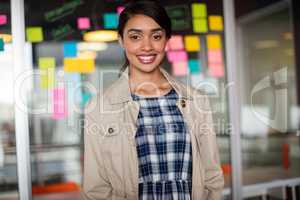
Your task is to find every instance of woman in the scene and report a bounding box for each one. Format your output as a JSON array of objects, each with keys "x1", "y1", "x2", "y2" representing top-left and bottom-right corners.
[{"x1": 81, "y1": 1, "x2": 224, "y2": 199}]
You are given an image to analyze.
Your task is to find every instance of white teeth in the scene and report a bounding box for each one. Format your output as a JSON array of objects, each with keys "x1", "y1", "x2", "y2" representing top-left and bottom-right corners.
[
  {"x1": 137, "y1": 55, "x2": 156, "y2": 63},
  {"x1": 139, "y1": 56, "x2": 155, "y2": 60}
]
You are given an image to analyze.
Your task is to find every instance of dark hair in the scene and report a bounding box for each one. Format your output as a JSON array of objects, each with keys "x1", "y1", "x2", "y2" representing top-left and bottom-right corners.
[{"x1": 117, "y1": 0, "x2": 172, "y2": 75}]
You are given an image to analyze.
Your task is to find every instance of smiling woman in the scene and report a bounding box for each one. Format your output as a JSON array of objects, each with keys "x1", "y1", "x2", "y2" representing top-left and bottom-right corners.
[
  {"x1": 119, "y1": 14, "x2": 171, "y2": 97},
  {"x1": 81, "y1": 1, "x2": 224, "y2": 199}
]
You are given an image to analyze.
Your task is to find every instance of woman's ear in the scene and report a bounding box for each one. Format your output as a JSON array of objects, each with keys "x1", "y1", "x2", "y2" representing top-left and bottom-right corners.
[{"x1": 118, "y1": 35, "x2": 124, "y2": 49}]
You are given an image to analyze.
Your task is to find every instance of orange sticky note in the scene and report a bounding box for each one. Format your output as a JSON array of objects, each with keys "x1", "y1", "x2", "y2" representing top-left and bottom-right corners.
[
  {"x1": 209, "y1": 15, "x2": 224, "y2": 31},
  {"x1": 64, "y1": 58, "x2": 95, "y2": 73},
  {"x1": 208, "y1": 63, "x2": 225, "y2": 77},
  {"x1": 193, "y1": 18, "x2": 208, "y2": 33},
  {"x1": 172, "y1": 61, "x2": 188, "y2": 76},
  {"x1": 167, "y1": 35, "x2": 184, "y2": 50},
  {"x1": 184, "y1": 35, "x2": 200, "y2": 52},
  {"x1": 207, "y1": 34, "x2": 222, "y2": 49}
]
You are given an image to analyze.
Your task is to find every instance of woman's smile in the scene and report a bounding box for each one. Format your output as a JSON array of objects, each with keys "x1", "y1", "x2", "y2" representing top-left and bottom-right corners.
[{"x1": 136, "y1": 54, "x2": 157, "y2": 64}]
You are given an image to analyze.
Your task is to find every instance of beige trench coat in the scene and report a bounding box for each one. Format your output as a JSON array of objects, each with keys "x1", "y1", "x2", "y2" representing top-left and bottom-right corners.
[{"x1": 81, "y1": 67, "x2": 224, "y2": 200}]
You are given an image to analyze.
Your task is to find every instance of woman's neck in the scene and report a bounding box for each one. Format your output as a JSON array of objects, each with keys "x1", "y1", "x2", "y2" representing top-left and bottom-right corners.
[{"x1": 129, "y1": 66, "x2": 172, "y2": 97}]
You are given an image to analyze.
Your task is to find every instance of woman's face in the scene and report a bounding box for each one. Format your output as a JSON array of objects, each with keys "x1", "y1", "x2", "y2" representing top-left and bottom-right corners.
[{"x1": 119, "y1": 14, "x2": 168, "y2": 73}]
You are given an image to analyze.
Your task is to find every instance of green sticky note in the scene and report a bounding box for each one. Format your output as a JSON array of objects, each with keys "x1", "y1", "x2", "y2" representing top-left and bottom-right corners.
[
  {"x1": 0, "y1": 38, "x2": 4, "y2": 51},
  {"x1": 192, "y1": 3, "x2": 207, "y2": 18},
  {"x1": 38, "y1": 57, "x2": 55, "y2": 89},
  {"x1": 39, "y1": 57, "x2": 55, "y2": 69},
  {"x1": 188, "y1": 60, "x2": 201, "y2": 74},
  {"x1": 193, "y1": 18, "x2": 208, "y2": 33},
  {"x1": 26, "y1": 27, "x2": 44, "y2": 42}
]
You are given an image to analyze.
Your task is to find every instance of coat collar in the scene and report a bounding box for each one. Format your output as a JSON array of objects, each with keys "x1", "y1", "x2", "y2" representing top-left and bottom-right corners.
[{"x1": 108, "y1": 67, "x2": 193, "y2": 105}]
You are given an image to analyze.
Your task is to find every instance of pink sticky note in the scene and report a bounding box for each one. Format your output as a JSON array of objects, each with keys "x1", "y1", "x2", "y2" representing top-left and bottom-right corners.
[
  {"x1": 172, "y1": 61, "x2": 188, "y2": 76},
  {"x1": 208, "y1": 63, "x2": 225, "y2": 77},
  {"x1": 0, "y1": 15, "x2": 7, "y2": 25},
  {"x1": 167, "y1": 35, "x2": 184, "y2": 51},
  {"x1": 167, "y1": 51, "x2": 188, "y2": 62},
  {"x1": 208, "y1": 49, "x2": 223, "y2": 64},
  {"x1": 77, "y1": 17, "x2": 90, "y2": 30},
  {"x1": 52, "y1": 88, "x2": 67, "y2": 119},
  {"x1": 117, "y1": 6, "x2": 125, "y2": 15}
]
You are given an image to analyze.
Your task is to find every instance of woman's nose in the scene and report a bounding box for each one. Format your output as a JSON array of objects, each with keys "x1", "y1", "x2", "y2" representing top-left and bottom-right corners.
[{"x1": 141, "y1": 38, "x2": 153, "y2": 51}]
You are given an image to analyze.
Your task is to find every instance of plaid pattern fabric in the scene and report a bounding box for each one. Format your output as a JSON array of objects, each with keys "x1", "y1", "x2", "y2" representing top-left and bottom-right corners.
[{"x1": 131, "y1": 88, "x2": 193, "y2": 200}]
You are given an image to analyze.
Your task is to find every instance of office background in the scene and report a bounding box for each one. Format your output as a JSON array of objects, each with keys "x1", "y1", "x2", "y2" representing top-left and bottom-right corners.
[{"x1": 0, "y1": 0, "x2": 299, "y2": 199}]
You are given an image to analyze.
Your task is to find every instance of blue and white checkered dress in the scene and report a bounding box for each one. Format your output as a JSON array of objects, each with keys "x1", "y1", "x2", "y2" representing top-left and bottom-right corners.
[{"x1": 131, "y1": 88, "x2": 193, "y2": 200}]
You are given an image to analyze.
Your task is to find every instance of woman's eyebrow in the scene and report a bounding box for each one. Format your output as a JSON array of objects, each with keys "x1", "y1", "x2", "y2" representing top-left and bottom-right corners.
[
  {"x1": 127, "y1": 28, "x2": 164, "y2": 33},
  {"x1": 151, "y1": 28, "x2": 164, "y2": 32}
]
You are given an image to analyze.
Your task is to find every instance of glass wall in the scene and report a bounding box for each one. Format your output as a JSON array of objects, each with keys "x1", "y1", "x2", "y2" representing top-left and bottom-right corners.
[
  {"x1": 6, "y1": 0, "x2": 300, "y2": 199},
  {"x1": 4, "y1": 0, "x2": 233, "y2": 199},
  {"x1": 237, "y1": 1, "x2": 300, "y2": 198},
  {"x1": 0, "y1": 0, "x2": 20, "y2": 199}
]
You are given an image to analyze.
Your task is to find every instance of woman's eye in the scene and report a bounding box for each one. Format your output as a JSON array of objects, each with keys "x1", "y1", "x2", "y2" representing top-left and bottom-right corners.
[
  {"x1": 153, "y1": 34, "x2": 162, "y2": 40},
  {"x1": 130, "y1": 35, "x2": 140, "y2": 40}
]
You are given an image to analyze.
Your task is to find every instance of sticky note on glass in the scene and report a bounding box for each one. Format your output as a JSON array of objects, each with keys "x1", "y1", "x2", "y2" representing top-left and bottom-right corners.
[
  {"x1": 193, "y1": 18, "x2": 207, "y2": 33},
  {"x1": 26, "y1": 27, "x2": 43, "y2": 42},
  {"x1": 208, "y1": 49, "x2": 223, "y2": 64},
  {"x1": 207, "y1": 35, "x2": 222, "y2": 49},
  {"x1": 191, "y1": 3, "x2": 207, "y2": 18},
  {"x1": 168, "y1": 35, "x2": 184, "y2": 51},
  {"x1": 167, "y1": 51, "x2": 188, "y2": 62},
  {"x1": 52, "y1": 88, "x2": 67, "y2": 119},
  {"x1": 64, "y1": 58, "x2": 95, "y2": 73},
  {"x1": 184, "y1": 35, "x2": 200, "y2": 52},
  {"x1": 188, "y1": 60, "x2": 201, "y2": 74},
  {"x1": 39, "y1": 57, "x2": 56, "y2": 89},
  {"x1": 103, "y1": 13, "x2": 118, "y2": 29},
  {"x1": 117, "y1": 6, "x2": 125, "y2": 15},
  {"x1": 172, "y1": 61, "x2": 188, "y2": 76},
  {"x1": 77, "y1": 17, "x2": 90, "y2": 30},
  {"x1": 63, "y1": 42, "x2": 77, "y2": 57},
  {"x1": 0, "y1": 15, "x2": 7, "y2": 25},
  {"x1": 0, "y1": 38, "x2": 4, "y2": 51},
  {"x1": 209, "y1": 15, "x2": 223, "y2": 31},
  {"x1": 81, "y1": 91, "x2": 92, "y2": 108},
  {"x1": 208, "y1": 63, "x2": 225, "y2": 77}
]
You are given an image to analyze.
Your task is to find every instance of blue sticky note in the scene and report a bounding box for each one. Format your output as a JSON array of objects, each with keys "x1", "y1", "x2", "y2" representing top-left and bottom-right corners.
[
  {"x1": 188, "y1": 60, "x2": 201, "y2": 74},
  {"x1": 103, "y1": 13, "x2": 118, "y2": 29},
  {"x1": 65, "y1": 73, "x2": 82, "y2": 105},
  {"x1": 0, "y1": 38, "x2": 4, "y2": 51},
  {"x1": 63, "y1": 42, "x2": 77, "y2": 57}
]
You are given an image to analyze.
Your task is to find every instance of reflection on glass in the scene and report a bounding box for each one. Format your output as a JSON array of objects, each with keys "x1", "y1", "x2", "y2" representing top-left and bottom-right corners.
[{"x1": 239, "y1": 7, "x2": 299, "y2": 198}]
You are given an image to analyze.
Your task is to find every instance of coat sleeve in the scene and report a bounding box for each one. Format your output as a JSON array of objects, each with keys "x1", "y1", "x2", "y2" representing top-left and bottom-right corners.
[
  {"x1": 81, "y1": 98, "x2": 112, "y2": 200},
  {"x1": 198, "y1": 93, "x2": 225, "y2": 200}
]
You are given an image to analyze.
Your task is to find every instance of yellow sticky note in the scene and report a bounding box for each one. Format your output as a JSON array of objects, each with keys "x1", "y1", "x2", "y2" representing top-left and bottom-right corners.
[
  {"x1": 209, "y1": 15, "x2": 224, "y2": 31},
  {"x1": 191, "y1": 3, "x2": 207, "y2": 18},
  {"x1": 64, "y1": 58, "x2": 95, "y2": 73},
  {"x1": 193, "y1": 18, "x2": 207, "y2": 33},
  {"x1": 38, "y1": 57, "x2": 55, "y2": 89},
  {"x1": 207, "y1": 35, "x2": 222, "y2": 49},
  {"x1": 184, "y1": 35, "x2": 200, "y2": 52},
  {"x1": 26, "y1": 27, "x2": 43, "y2": 42}
]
